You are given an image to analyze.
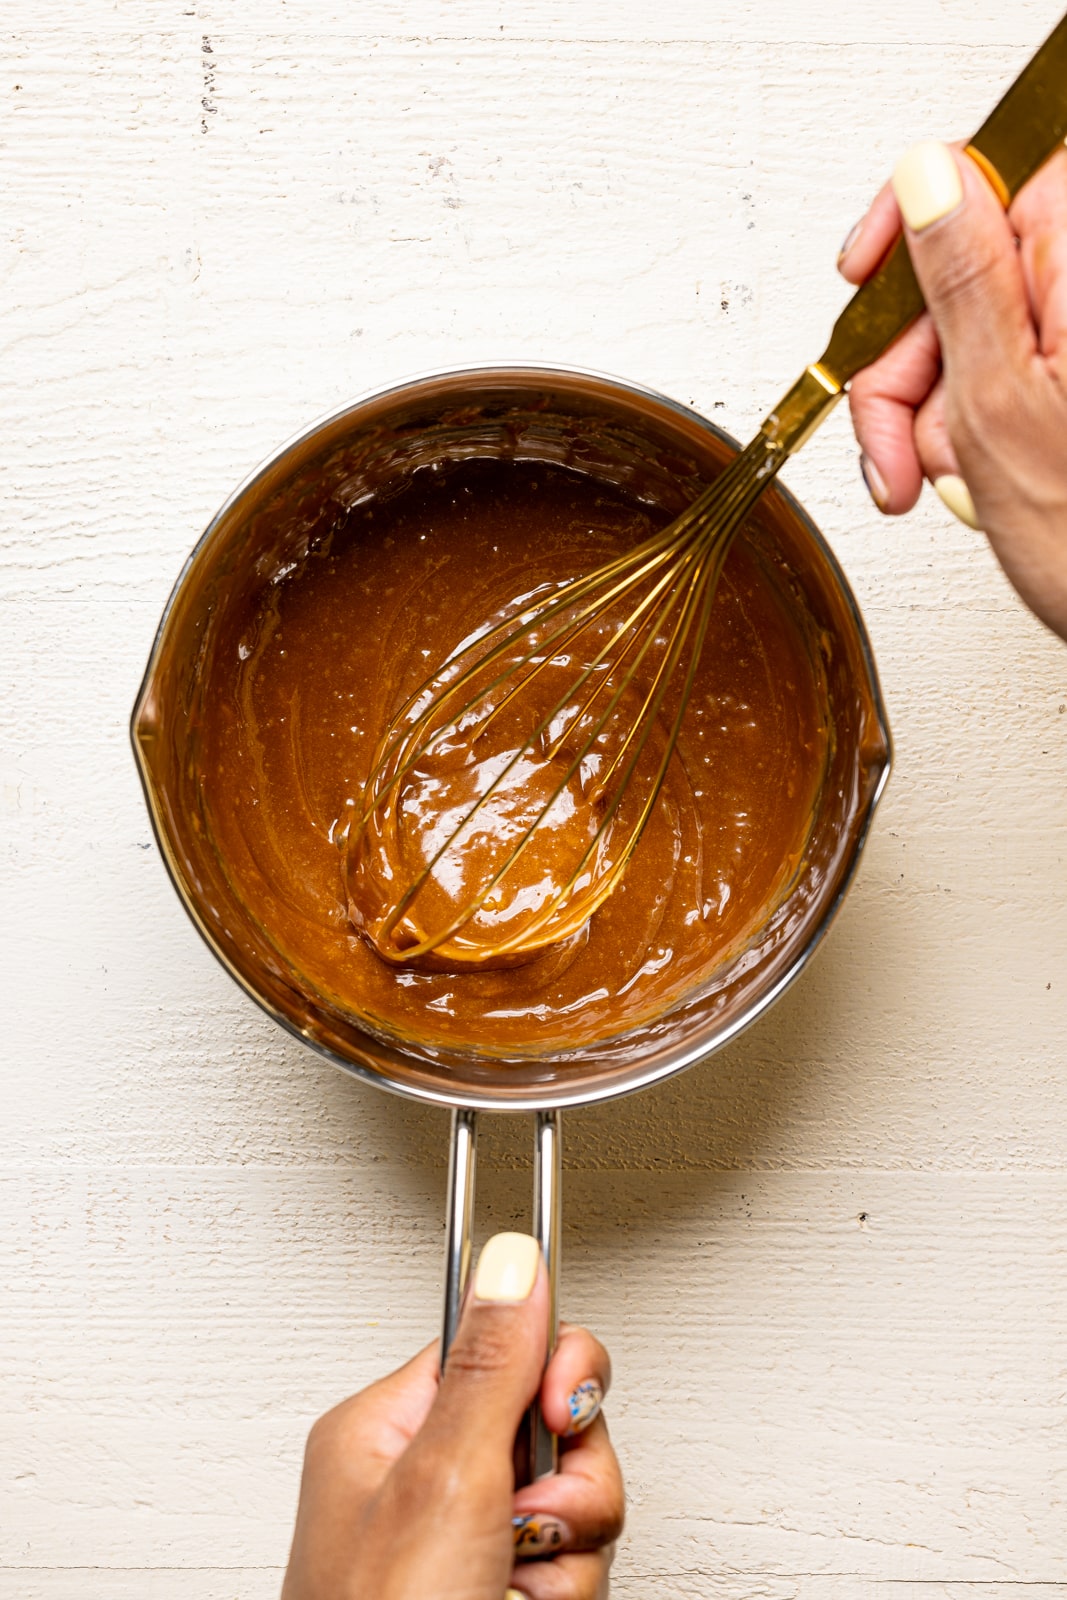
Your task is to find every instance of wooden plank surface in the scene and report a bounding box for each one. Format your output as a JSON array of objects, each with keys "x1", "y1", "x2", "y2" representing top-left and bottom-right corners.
[{"x1": 3, "y1": 2, "x2": 1067, "y2": 1595}]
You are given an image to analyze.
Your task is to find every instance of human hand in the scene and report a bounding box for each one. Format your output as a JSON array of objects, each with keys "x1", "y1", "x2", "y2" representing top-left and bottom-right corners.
[
  {"x1": 281, "y1": 1232, "x2": 623, "y2": 1600},
  {"x1": 839, "y1": 139, "x2": 1067, "y2": 641}
]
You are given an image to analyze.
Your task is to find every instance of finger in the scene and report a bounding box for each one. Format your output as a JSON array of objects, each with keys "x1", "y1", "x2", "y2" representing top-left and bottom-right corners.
[
  {"x1": 539, "y1": 1323, "x2": 612, "y2": 1438},
  {"x1": 284, "y1": 1341, "x2": 445, "y2": 1588},
  {"x1": 838, "y1": 141, "x2": 979, "y2": 284},
  {"x1": 847, "y1": 313, "x2": 942, "y2": 513},
  {"x1": 838, "y1": 177, "x2": 903, "y2": 283},
  {"x1": 371, "y1": 1237, "x2": 550, "y2": 1596},
  {"x1": 508, "y1": 1547, "x2": 614, "y2": 1600},
  {"x1": 511, "y1": 1415, "x2": 625, "y2": 1555},
  {"x1": 1011, "y1": 144, "x2": 1067, "y2": 366},
  {"x1": 419, "y1": 1232, "x2": 549, "y2": 1462},
  {"x1": 350, "y1": 1341, "x2": 441, "y2": 1437},
  {"x1": 911, "y1": 374, "x2": 963, "y2": 484},
  {"x1": 892, "y1": 141, "x2": 1036, "y2": 386},
  {"x1": 909, "y1": 376, "x2": 980, "y2": 527},
  {"x1": 302, "y1": 1341, "x2": 441, "y2": 1494}
]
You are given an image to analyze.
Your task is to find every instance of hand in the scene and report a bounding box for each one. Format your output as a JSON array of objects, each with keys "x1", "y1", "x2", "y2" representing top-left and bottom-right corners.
[
  {"x1": 839, "y1": 139, "x2": 1067, "y2": 641},
  {"x1": 281, "y1": 1232, "x2": 623, "y2": 1600}
]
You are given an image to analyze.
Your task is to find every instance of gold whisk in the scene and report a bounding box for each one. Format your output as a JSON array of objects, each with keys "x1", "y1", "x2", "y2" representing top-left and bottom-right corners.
[
  {"x1": 346, "y1": 425, "x2": 794, "y2": 969},
  {"x1": 346, "y1": 20, "x2": 1067, "y2": 970}
]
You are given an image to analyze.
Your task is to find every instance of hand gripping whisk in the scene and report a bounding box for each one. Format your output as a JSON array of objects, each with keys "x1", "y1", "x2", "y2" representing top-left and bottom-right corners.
[{"x1": 345, "y1": 19, "x2": 1067, "y2": 971}]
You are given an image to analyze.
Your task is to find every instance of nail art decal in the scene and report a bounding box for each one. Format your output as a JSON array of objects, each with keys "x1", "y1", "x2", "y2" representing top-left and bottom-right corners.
[
  {"x1": 513, "y1": 1514, "x2": 566, "y2": 1557},
  {"x1": 564, "y1": 1378, "x2": 603, "y2": 1436}
]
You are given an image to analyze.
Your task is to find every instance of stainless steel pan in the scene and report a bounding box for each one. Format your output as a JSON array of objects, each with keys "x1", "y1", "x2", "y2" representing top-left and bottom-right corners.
[{"x1": 132, "y1": 366, "x2": 891, "y2": 1477}]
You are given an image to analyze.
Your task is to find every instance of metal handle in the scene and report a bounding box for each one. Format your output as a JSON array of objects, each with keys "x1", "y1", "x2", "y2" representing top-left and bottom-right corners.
[
  {"x1": 525, "y1": 1109, "x2": 562, "y2": 1480},
  {"x1": 442, "y1": 1106, "x2": 478, "y2": 1357},
  {"x1": 441, "y1": 1106, "x2": 562, "y2": 1483}
]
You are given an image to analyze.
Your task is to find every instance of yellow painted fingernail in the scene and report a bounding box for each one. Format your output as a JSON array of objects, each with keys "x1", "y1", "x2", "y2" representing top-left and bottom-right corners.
[
  {"x1": 892, "y1": 141, "x2": 963, "y2": 231},
  {"x1": 934, "y1": 474, "x2": 981, "y2": 530},
  {"x1": 473, "y1": 1232, "x2": 540, "y2": 1302},
  {"x1": 506, "y1": 1590, "x2": 527, "y2": 1598}
]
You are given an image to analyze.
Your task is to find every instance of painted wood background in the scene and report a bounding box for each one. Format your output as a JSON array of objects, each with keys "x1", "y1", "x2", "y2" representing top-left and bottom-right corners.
[{"x1": 3, "y1": 2, "x2": 1067, "y2": 1595}]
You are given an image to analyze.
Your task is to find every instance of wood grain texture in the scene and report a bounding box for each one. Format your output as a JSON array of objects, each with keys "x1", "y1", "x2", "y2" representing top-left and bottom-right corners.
[{"x1": 4, "y1": 2, "x2": 1067, "y2": 1595}]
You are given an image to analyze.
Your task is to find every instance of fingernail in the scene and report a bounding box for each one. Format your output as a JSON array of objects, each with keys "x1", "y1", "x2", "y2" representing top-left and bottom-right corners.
[
  {"x1": 859, "y1": 453, "x2": 890, "y2": 511},
  {"x1": 513, "y1": 1514, "x2": 569, "y2": 1557},
  {"x1": 837, "y1": 219, "x2": 863, "y2": 267},
  {"x1": 473, "y1": 1232, "x2": 540, "y2": 1303},
  {"x1": 564, "y1": 1378, "x2": 604, "y2": 1436},
  {"x1": 934, "y1": 474, "x2": 981, "y2": 530},
  {"x1": 505, "y1": 1590, "x2": 527, "y2": 1599},
  {"x1": 892, "y1": 140, "x2": 963, "y2": 232}
]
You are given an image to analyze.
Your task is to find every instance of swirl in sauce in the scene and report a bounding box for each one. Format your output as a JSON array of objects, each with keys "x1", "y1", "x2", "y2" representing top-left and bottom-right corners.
[{"x1": 199, "y1": 457, "x2": 830, "y2": 1056}]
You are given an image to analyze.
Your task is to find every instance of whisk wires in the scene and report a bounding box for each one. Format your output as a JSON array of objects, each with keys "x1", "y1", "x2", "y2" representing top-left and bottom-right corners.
[{"x1": 349, "y1": 430, "x2": 787, "y2": 964}]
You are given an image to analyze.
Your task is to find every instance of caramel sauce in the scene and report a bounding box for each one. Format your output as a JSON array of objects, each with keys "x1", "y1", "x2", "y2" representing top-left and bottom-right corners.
[{"x1": 199, "y1": 457, "x2": 830, "y2": 1055}]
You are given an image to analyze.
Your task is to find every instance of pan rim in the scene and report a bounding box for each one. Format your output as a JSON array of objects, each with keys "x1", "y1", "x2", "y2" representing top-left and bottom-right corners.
[{"x1": 131, "y1": 361, "x2": 892, "y2": 1112}]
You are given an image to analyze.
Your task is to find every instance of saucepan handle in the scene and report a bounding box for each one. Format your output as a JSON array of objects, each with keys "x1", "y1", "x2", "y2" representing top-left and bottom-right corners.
[
  {"x1": 527, "y1": 1109, "x2": 562, "y2": 1478},
  {"x1": 441, "y1": 1106, "x2": 562, "y2": 1482},
  {"x1": 442, "y1": 1106, "x2": 479, "y2": 1354}
]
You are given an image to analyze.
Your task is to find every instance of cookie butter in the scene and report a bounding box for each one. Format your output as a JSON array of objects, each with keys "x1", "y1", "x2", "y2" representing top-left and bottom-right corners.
[{"x1": 197, "y1": 456, "x2": 830, "y2": 1055}]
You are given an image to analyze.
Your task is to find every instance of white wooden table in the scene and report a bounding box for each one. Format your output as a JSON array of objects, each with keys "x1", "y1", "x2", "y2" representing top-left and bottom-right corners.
[{"x1": 4, "y1": 4, "x2": 1067, "y2": 1595}]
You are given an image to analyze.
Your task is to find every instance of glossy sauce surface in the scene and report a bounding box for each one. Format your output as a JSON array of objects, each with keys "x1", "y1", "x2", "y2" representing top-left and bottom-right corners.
[{"x1": 200, "y1": 458, "x2": 830, "y2": 1056}]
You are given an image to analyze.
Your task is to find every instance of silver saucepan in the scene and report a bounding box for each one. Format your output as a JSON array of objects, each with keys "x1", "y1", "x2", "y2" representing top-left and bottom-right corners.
[{"x1": 132, "y1": 366, "x2": 891, "y2": 1476}]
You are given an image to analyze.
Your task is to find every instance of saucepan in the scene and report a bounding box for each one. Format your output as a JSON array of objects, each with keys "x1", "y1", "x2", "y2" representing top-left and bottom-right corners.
[{"x1": 131, "y1": 365, "x2": 891, "y2": 1475}]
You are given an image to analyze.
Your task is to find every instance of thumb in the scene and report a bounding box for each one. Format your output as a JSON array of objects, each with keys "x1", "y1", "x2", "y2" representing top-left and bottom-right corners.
[
  {"x1": 348, "y1": 1237, "x2": 548, "y2": 1599},
  {"x1": 429, "y1": 1232, "x2": 549, "y2": 1461},
  {"x1": 891, "y1": 140, "x2": 1036, "y2": 388}
]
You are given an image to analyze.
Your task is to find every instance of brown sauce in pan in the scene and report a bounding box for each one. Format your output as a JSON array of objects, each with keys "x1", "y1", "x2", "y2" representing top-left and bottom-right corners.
[{"x1": 199, "y1": 457, "x2": 830, "y2": 1055}]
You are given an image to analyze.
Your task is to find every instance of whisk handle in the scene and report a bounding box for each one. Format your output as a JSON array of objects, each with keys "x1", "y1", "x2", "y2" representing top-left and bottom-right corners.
[
  {"x1": 966, "y1": 10, "x2": 1067, "y2": 203},
  {"x1": 762, "y1": 9, "x2": 1067, "y2": 455}
]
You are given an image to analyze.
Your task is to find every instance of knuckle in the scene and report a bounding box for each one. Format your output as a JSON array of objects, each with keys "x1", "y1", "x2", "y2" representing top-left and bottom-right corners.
[
  {"x1": 579, "y1": 1549, "x2": 616, "y2": 1600},
  {"x1": 302, "y1": 1393, "x2": 377, "y2": 1481},
  {"x1": 848, "y1": 365, "x2": 879, "y2": 405},
  {"x1": 847, "y1": 368, "x2": 881, "y2": 422},
  {"x1": 558, "y1": 1325, "x2": 612, "y2": 1394},
  {"x1": 520, "y1": 1557, "x2": 594, "y2": 1600},
  {"x1": 397, "y1": 1441, "x2": 471, "y2": 1510},
  {"x1": 846, "y1": 376, "x2": 904, "y2": 459},
  {"x1": 302, "y1": 1403, "x2": 359, "y2": 1481},
  {"x1": 570, "y1": 1456, "x2": 626, "y2": 1548},
  {"x1": 444, "y1": 1314, "x2": 519, "y2": 1381},
  {"x1": 912, "y1": 396, "x2": 952, "y2": 474},
  {"x1": 924, "y1": 234, "x2": 1003, "y2": 312},
  {"x1": 604, "y1": 1484, "x2": 626, "y2": 1543},
  {"x1": 945, "y1": 371, "x2": 1022, "y2": 455},
  {"x1": 304, "y1": 1406, "x2": 343, "y2": 1464},
  {"x1": 588, "y1": 1476, "x2": 626, "y2": 1546}
]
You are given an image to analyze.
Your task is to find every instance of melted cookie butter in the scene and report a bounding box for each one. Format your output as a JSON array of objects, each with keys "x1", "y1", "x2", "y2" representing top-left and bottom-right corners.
[
  {"x1": 199, "y1": 458, "x2": 830, "y2": 1055},
  {"x1": 345, "y1": 567, "x2": 691, "y2": 971}
]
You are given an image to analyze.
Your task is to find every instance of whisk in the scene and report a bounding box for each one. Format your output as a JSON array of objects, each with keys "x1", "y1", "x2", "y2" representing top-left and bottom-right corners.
[{"x1": 346, "y1": 25, "x2": 1067, "y2": 971}]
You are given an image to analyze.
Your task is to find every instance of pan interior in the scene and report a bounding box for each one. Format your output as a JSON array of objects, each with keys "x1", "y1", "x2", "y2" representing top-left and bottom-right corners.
[{"x1": 133, "y1": 368, "x2": 890, "y2": 1109}]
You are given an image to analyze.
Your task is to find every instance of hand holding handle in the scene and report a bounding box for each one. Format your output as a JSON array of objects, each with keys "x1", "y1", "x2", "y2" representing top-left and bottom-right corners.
[{"x1": 442, "y1": 1107, "x2": 562, "y2": 1483}]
